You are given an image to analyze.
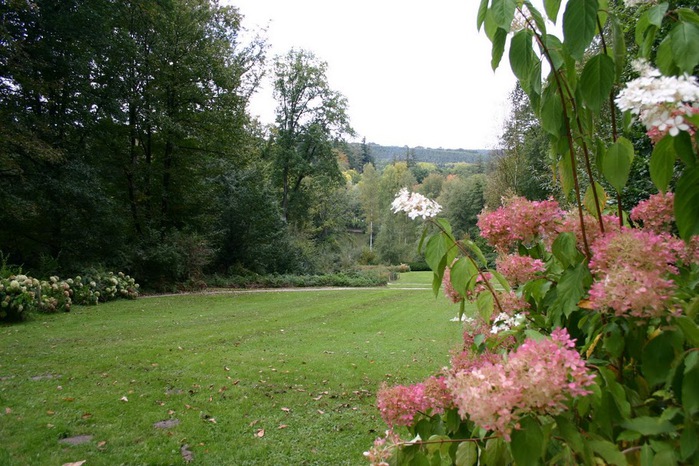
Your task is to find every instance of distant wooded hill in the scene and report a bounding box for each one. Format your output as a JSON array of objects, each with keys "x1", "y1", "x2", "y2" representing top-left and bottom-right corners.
[{"x1": 349, "y1": 142, "x2": 492, "y2": 167}]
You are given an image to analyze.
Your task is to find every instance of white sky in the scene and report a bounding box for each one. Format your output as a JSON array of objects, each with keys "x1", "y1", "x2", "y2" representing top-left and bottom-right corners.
[{"x1": 229, "y1": 0, "x2": 517, "y2": 150}]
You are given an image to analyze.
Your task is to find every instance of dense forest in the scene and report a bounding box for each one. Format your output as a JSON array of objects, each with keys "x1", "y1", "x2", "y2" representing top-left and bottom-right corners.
[{"x1": 0, "y1": 0, "x2": 663, "y2": 291}]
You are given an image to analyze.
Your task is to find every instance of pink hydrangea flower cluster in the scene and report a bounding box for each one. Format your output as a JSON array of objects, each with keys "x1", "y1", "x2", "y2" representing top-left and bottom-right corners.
[
  {"x1": 589, "y1": 228, "x2": 684, "y2": 275},
  {"x1": 376, "y1": 376, "x2": 453, "y2": 427},
  {"x1": 447, "y1": 329, "x2": 594, "y2": 440},
  {"x1": 588, "y1": 228, "x2": 685, "y2": 317},
  {"x1": 630, "y1": 192, "x2": 675, "y2": 233},
  {"x1": 477, "y1": 197, "x2": 564, "y2": 251},
  {"x1": 363, "y1": 429, "x2": 403, "y2": 466},
  {"x1": 496, "y1": 254, "x2": 545, "y2": 286},
  {"x1": 556, "y1": 212, "x2": 621, "y2": 250},
  {"x1": 495, "y1": 290, "x2": 530, "y2": 316}
]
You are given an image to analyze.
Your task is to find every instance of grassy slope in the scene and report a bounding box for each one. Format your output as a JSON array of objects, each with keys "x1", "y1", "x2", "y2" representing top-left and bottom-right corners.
[{"x1": 0, "y1": 272, "x2": 465, "y2": 465}]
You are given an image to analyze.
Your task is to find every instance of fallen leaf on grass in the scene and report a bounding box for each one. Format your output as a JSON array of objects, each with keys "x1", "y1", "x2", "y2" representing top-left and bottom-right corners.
[
  {"x1": 97, "y1": 441, "x2": 107, "y2": 448},
  {"x1": 120, "y1": 396, "x2": 128, "y2": 402},
  {"x1": 81, "y1": 413, "x2": 92, "y2": 420},
  {"x1": 5, "y1": 407, "x2": 11, "y2": 414},
  {"x1": 278, "y1": 424, "x2": 288, "y2": 429},
  {"x1": 281, "y1": 407, "x2": 291, "y2": 413},
  {"x1": 63, "y1": 397, "x2": 75, "y2": 402},
  {"x1": 249, "y1": 419, "x2": 259, "y2": 427},
  {"x1": 255, "y1": 429, "x2": 265, "y2": 438},
  {"x1": 62, "y1": 461, "x2": 86, "y2": 466},
  {"x1": 46, "y1": 410, "x2": 55, "y2": 415},
  {"x1": 180, "y1": 444, "x2": 194, "y2": 463}
]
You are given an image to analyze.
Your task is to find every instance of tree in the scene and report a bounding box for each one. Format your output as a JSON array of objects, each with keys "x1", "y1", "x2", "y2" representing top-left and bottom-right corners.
[
  {"x1": 358, "y1": 163, "x2": 380, "y2": 250},
  {"x1": 270, "y1": 48, "x2": 354, "y2": 223}
]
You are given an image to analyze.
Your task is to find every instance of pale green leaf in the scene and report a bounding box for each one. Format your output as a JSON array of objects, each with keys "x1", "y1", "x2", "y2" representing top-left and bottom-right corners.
[
  {"x1": 455, "y1": 442, "x2": 478, "y2": 466},
  {"x1": 602, "y1": 136, "x2": 634, "y2": 192},
  {"x1": 544, "y1": 0, "x2": 562, "y2": 23},
  {"x1": 621, "y1": 417, "x2": 676, "y2": 436},
  {"x1": 584, "y1": 182, "x2": 607, "y2": 219},
  {"x1": 477, "y1": 0, "x2": 490, "y2": 30},
  {"x1": 589, "y1": 440, "x2": 628, "y2": 465},
  {"x1": 490, "y1": 0, "x2": 517, "y2": 29}
]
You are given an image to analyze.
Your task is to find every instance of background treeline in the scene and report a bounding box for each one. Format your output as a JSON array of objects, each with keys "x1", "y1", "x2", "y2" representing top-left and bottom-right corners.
[{"x1": 0, "y1": 0, "x2": 661, "y2": 290}]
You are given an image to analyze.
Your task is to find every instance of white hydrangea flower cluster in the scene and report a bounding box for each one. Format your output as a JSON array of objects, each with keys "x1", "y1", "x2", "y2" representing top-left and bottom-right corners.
[
  {"x1": 623, "y1": 0, "x2": 656, "y2": 7},
  {"x1": 615, "y1": 59, "x2": 699, "y2": 140},
  {"x1": 391, "y1": 188, "x2": 442, "y2": 220},
  {"x1": 490, "y1": 312, "x2": 526, "y2": 334}
]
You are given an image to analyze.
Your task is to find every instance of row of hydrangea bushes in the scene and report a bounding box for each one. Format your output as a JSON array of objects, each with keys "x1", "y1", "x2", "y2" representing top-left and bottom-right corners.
[{"x1": 0, "y1": 271, "x2": 139, "y2": 322}]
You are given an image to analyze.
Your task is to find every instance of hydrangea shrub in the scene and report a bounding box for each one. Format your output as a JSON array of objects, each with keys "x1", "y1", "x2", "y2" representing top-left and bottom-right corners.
[{"x1": 365, "y1": 1, "x2": 699, "y2": 464}]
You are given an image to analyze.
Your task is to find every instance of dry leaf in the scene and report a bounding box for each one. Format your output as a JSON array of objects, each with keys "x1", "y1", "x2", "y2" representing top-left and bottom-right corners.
[
  {"x1": 97, "y1": 441, "x2": 107, "y2": 447},
  {"x1": 81, "y1": 413, "x2": 92, "y2": 420},
  {"x1": 224, "y1": 366, "x2": 230, "y2": 371},
  {"x1": 255, "y1": 429, "x2": 265, "y2": 438},
  {"x1": 317, "y1": 410, "x2": 325, "y2": 415},
  {"x1": 168, "y1": 410, "x2": 176, "y2": 415},
  {"x1": 120, "y1": 396, "x2": 128, "y2": 402},
  {"x1": 5, "y1": 407, "x2": 11, "y2": 414},
  {"x1": 180, "y1": 444, "x2": 194, "y2": 463},
  {"x1": 61, "y1": 461, "x2": 86, "y2": 466},
  {"x1": 281, "y1": 407, "x2": 290, "y2": 413},
  {"x1": 278, "y1": 424, "x2": 288, "y2": 429},
  {"x1": 63, "y1": 397, "x2": 75, "y2": 402},
  {"x1": 249, "y1": 419, "x2": 259, "y2": 427}
]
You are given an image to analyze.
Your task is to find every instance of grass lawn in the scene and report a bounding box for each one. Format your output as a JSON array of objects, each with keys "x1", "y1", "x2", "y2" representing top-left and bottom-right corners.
[{"x1": 0, "y1": 272, "x2": 465, "y2": 465}]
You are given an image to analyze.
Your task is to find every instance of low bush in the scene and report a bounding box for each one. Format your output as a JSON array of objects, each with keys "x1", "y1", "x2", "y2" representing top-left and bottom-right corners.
[
  {"x1": 0, "y1": 270, "x2": 139, "y2": 322},
  {"x1": 207, "y1": 269, "x2": 393, "y2": 289}
]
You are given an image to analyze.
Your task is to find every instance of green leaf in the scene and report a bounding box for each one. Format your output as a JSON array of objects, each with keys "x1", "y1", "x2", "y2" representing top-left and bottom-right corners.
[
  {"x1": 524, "y1": 1, "x2": 547, "y2": 35},
  {"x1": 554, "y1": 415, "x2": 584, "y2": 454},
  {"x1": 487, "y1": 268, "x2": 511, "y2": 293},
  {"x1": 477, "y1": 0, "x2": 489, "y2": 30},
  {"x1": 563, "y1": 0, "x2": 600, "y2": 60},
  {"x1": 675, "y1": 166, "x2": 699, "y2": 241},
  {"x1": 544, "y1": 34, "x2": 565, "y2": 71},
  {"x1": 482, "y1": 438, "x2": 511, "y2": 465},
  {"x1": 511, "y1": 416, "x2": 544, "y2": 466},
  {"x1": 580, "y1": 54, "x2": 616, "y2": 114},
  {"x1": 670, "y1": 22, "x2": 699, "y2": 74},
  {"x1": 451, "y1": 258, "x2": 475, "y2": 298},
  {"x1": 552, "y1": 263, "x2": 591, "y2": 317},
  {"x1": 455, "y1": 442, "x2": 478, "y2": 466},
  {"x1": 649, "y1": 135, "x2": 676, "y2": 193},
  {"x1": 603, "y1": 324, "x2": 625, "y2": 358},
  {"x1": 599, "y1": 367, "x2": 631, "y2": 418},
  {"x1": 602, "y1": 136, "x2": 635, "y2": 192},
  {"x1": 621, "y1": 417, "x2": 676, "y2": 436},
  {"x1": 510, "y1": 30, "x2": 536, "y2": 84},
  {"x1": 656, "y1": 36, "x2": 679, "y2": 76},
  {"x1": 425, "y1": 234, "x2": 448, "y2": 273},
  {"x1": 552, "y1": 232, "x2": 584, "y2": 269},
  {"x1": 584, "y1": 182, "x2": 607, "y2": 219},
  {"x1": 642, "y1": 330, "x2": 682, "y2": 387},
  {"x1": 611, "y1": 15, "x2": 626, "y2": 78},
  {"x1": 589, "y1": 439, "x2": 628, "y2": 466},
  {"x1": 682, "y1": 366, "x2": 699, "y2": 415},
  {"x1": 544, "y1": 0, "x2": 562, "y2": 23},
  {"x1": 677, "y1": 7, "x2": 699, "y2": 24},
  {"x1": 463, "y1": 239, "x2": 488, "y2": 268},
  {"x1": 675, "y1": 316, "x2": 699, "y2": 347},
  {"x1": 674, "y1": 131, "x2": 696, "y2": 167},
  {"x1": 648, "y1": 3, "x2": 669, "y2": 27},
  {"x1": 490, "y1": 0, "x2": 517, "y2": 29},
  {"x1": 491, "y1": 27, "x2": 508, "y2": 70},
  {"x1": 558, "y1": 152, "x2": 575, "y2": 197},
  {"x1": 540, "y1": 82, "x2": 564, "y2": 135},
  {"x1": 640, "y1": 444, "x2": 654, "y2": 466},
  {"x1": 477, "y1": 291, "x2": 494, "y2": 322},
  {"x1": 680, "y1": 422, "x2": 697, "y2": 460}
]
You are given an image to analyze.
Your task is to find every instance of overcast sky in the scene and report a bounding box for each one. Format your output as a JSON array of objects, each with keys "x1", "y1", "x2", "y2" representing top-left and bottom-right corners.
[{"x1": 228, "y1": 0, "x2": 517, "y2": 150}]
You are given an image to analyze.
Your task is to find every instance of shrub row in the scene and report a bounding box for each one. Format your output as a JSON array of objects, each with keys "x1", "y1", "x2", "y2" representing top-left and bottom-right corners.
[
  {"x1": 0, "y1": 271, "x2": 139, "y2": 322},
  {"x1": 207, "y1": 268, "x2": 396, "y2": 289}
]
